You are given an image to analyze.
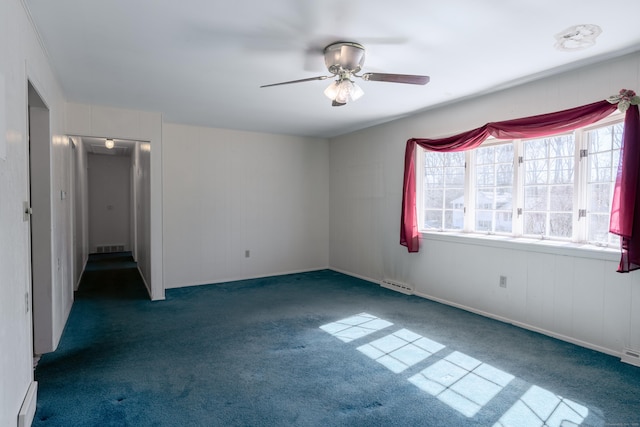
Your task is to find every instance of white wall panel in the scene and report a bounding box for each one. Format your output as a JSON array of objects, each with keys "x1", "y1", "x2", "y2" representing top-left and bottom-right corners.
[
  {"x1": 329, "y1": 52, "x2": 640, "y2": 357},
  {"x1": 552, "y1": 255, "x2": 575, "y2": 339},
  {"x1": 572, "y1": 258, "x2": 605, "y2": 345},
  {"x1": 602, "y1": 262, "x2": 631, "y2": 353},
  {"x1": 162, "y1": 123, "x2": 329, "y2": 289},
  {"x1": 0, "y1": 0, "x2": 68, "y2": 425}
]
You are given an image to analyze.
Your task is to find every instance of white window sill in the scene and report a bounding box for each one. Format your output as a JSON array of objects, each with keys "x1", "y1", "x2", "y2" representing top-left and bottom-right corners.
[{"x1": 419, "y1": 231, "x2": 620, "y2": 262}]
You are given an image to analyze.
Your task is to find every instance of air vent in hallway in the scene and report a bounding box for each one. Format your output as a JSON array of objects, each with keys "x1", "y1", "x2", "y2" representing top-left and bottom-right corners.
[{"x1": 96, "y1": 245, "x2": 125, "y2": 253}]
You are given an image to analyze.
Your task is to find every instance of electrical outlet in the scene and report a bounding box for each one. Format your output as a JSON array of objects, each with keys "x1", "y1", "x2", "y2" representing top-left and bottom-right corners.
[{"x1": 499, "y1": 276, "x2": 507, "y2": 288}]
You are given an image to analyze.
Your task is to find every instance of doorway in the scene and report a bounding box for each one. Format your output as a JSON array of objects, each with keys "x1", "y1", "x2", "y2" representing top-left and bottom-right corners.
[{"x1": 27, "y1": 82, "x2": 53, "y2": 355}]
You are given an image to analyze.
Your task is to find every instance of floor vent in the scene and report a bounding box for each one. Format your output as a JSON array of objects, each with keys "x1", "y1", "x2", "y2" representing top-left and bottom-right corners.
[
  {"x1": 621, "y1": 347, "x2": 640, "y2": 367},
  {"x1": 96, "y1": 245, "x2": 125, "y2": 253},
  {"x1": 380, "y1": 279, "x2": 414, "y2": 295}
]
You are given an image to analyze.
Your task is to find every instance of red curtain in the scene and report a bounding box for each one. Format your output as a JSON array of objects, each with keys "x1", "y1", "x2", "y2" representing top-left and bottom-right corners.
[
  {"x1": 401, "y1": 97, "x2": 640, "y2": 272},
  {"x1": 610, "y1": 105, "x2": 640, "y2": 271}
]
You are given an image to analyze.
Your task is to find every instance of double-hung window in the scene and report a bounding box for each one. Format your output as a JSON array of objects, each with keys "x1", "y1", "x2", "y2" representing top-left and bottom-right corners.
[{"x1": 418, "y1": 114, "x2": 623, "y2": 247}]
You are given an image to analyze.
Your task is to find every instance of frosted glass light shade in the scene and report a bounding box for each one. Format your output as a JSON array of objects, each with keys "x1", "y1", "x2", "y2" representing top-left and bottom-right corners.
[
  {"x1": 105, "y1": 139, "x2": 114, "y2": 149},
  {"x1": 324, "y1": 79, "x2": 364, "y2": 104}
]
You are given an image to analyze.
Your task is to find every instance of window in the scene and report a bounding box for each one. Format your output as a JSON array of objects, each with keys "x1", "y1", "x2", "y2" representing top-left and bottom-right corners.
[
  {"x1": 585, "y1": 122, "x2": 623, "y2": 246},
  {"x1": 522, "y1": 134, "x2": 575, "y2": 239},
  {"x1": 474, "y1": 144, "x2": 514, "y2": 233},
  {"x1": 422, "y1": 151, "x2": 465, "y2": 231},
  {"x1": 418, "y1": 115, "x2": 623, "y2": 247}
]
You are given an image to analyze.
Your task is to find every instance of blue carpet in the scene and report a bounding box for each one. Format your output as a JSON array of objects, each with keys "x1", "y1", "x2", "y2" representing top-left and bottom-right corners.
[{"x1": 33, "y1": 253, "x2": 640, "y2": 426}]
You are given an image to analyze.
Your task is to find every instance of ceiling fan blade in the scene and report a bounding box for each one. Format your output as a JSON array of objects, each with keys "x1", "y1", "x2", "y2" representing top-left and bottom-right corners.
[
  {"x1": 361, "y1": 73, "x2": 430, "y2": 85},
  {"x1": 260, "y1": 76, "x2": 330, "y2": 88},
  {"x1": 332, "y1": 100, "x2": 346, "y2": 107}
]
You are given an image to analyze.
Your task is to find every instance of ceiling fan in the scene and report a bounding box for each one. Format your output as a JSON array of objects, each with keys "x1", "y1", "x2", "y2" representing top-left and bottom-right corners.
[{"x1": 260, "y1": 41, "x2": 430, "y2": 106}]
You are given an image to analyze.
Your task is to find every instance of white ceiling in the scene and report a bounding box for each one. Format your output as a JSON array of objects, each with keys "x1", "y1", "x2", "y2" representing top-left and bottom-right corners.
[{"x1": 24, "y1": 0, "x2": 640, "y2": 138}]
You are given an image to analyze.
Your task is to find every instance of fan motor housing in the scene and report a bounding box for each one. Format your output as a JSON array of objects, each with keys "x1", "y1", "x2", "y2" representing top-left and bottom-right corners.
[{"x1": 324, "y1": 42, "x2": 365, "y2": 74}]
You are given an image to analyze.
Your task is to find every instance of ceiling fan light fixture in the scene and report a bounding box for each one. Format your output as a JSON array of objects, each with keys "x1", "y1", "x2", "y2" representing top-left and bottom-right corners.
[
  {"x1": 105, "y1": 138, "x2": 115, "y2": 149},
  {"x1": 324, "y1": 79, "x2": 364, "y2": 104}
]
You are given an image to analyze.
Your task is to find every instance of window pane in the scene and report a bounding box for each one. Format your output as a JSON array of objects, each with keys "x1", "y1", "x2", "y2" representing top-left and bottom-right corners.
[
  {"x1": 475, "y1": 212, "x2": 493, "y2": 232},
  {"x1": 612, "y1": 123, "x2": 623, "y2": 149},
  {"x1": 424, "y1": 210, "x2": 443, "y2": 230},
  {"x1": 549, "y1": 185, "x2": 573, "y2": 211},
  {"x1": 588, "y1": 183, "x2": 611, "y2": 213},
  {"x1": 586, "y1": 122, "x2": 623, "y2": 246},
  {"x1": 445, "y1": 210, "x2": 463, "y2": 229},
  {"x1": 525, "y1": 159, "x2": 548, "y2": 185},
  {"x1": 421, "y1": 151, "x2": 464, "y2": 231},
  {"x1": 524, "y1": 139, "x2": 547, "y2": 159},
  {"x1": 524, "y1": 212, "x2": 546, "y2": 235},
  {"x1": 524, "y1": 186, "x2": 548, "y2": 210},
  {"x1": 423, "y1": 189, "x2": 443, "y2": 209},
  {"x1": 476, "y1": 165, "x2": 494, "y2": 187},
  {"x1": 522, "y1": 136, "x2": 574, "y2": 239},
  {"x1": 588, "y1": 214, "x2": 611, "y2": 244},
  {"x1": 589, "y1": 127, "x2": 613, "y2": 152},
  {"x1": 445, "y1": 167, "x2": 465, "y2": 185},
  {"x1": 495, "y1": 212, "x2": 513, "y2": 233},
  {"x1": 496, "y1": 144, "x2": 514, "y2": 163},
  {"x1": 549, "y1": 158, "x2": 574, "y2": 184},
  {"x1": 549, "y1": 213, "x2": 572, "y2": 238},
  {"x1": 496, "y1": 164, "x2": 512, "y2": 186},
  {"x1": 474, "y1": 143, "x2": 514, "y2": 234},
  {"x1": 445, "y1": 152, "x2": 465, "y2": 166},
  {"x1": 589, "y1": 152, "x2": 613, "y2": 183}
]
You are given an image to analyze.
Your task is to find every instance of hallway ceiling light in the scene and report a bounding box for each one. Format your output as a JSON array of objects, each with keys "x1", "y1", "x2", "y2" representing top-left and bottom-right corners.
[{"x1": 105, "y1": 138, "x2": 115, "y2": 149}]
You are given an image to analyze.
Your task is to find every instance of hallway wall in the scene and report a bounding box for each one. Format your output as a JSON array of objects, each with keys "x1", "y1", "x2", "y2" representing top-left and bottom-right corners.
[{"x1": 88, "y1": 153, "x2": 132, "y2": 253}]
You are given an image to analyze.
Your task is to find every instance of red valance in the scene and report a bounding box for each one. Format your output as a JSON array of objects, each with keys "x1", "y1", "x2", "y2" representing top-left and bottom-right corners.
[{"x1": 400, "y1": 94, "x2": 640, "y2": 272}]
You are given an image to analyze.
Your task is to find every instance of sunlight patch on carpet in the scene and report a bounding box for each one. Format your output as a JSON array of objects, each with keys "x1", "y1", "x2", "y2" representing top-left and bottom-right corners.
[
  {"x1": 319, "y1": 313, "x2": 393, "y2": 342},
  {"x1": 357, "y1": 328, "x2": 445, "y2": 373},
  {"x1": 493, "y1": 385, "x2": 589, "y2": 427},
  {"x1": 409, "y1": 351, "x2": 514, "y2": 418}
]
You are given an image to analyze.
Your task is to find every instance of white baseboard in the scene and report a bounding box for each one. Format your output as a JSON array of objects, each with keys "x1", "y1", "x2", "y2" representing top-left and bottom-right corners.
[
  {"x1": 18, "y1": 381, "x2": 38, "y2": 427},
  {"x1": 137, "y1": 266, "x2": 152, "y2": 298},
  {"x1": 164, "y1": 267, "x2": 330, "y2": 290},
  {"x1": 412, "y1": 289, "x2": 622, "y2": 359}
]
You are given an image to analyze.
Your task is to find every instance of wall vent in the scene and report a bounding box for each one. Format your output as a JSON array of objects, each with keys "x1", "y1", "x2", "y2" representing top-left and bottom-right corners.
[
  {"x1": 621, "y1": 347, "x2": 640, "y2": 367},
  {"x1": 96, "y1": 245, "x2": 125, "y2": 253},
  {"x1": 380, "y1": 279, "x2": 414, "y2": 295}
]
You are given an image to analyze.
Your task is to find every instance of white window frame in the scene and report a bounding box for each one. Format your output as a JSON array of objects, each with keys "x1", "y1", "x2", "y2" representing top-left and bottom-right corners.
[{"x1": 417, "y1": 112, "x2": 624, "y2": 254}]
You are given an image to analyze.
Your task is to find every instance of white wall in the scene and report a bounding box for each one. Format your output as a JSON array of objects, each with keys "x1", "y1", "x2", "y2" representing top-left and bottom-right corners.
[
  {"x1": 88, "y1": 153, "x2": 132, "y2": 253},
  {"x1": 133, "y1": 141, "x2": 152, "y2": 288},
  {"x1": 66, "y1": 103, "x2": 163, "y2": 300},
  {"x1": 72, "y1": 136, "x2": 90, "y2": 289},
  {"x1": 0, "y1": 0, "x2": 70, "y2": 424},
  {"x1": 329, "y1": 51, "x2": 640, "y2": 358},
  {"x1": 162, "y1": 123, "x2": 330, "y2": 288}
]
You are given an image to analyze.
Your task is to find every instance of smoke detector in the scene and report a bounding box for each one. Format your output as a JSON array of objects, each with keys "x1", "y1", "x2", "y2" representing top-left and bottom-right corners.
[{"x1": 554, "y1": 24, "x2": 602, "y2": 51}]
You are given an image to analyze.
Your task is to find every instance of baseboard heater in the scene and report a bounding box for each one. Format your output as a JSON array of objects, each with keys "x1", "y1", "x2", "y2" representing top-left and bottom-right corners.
[
  {"x1": 380, "y1": 279, "x2": 414, "y2": 295},
  {"x1": 621, "y1": 347, "x2": 640, "y2": 367},
  {"x1": 96, "y1": 245, "x2": 125, "y2": 253}
]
